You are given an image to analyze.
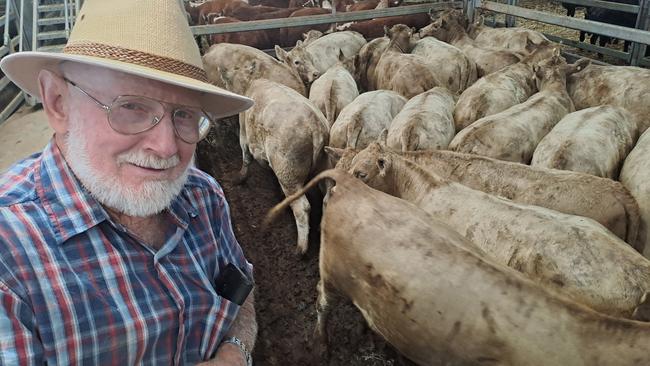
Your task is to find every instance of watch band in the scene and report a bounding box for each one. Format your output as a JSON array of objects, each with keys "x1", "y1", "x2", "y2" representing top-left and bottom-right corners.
[{"x1": 222, "y1": 336, "x2": 253, "y2": 366}]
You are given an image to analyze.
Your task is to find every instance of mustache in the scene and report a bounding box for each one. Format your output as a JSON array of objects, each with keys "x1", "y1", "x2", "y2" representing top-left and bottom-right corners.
[{"x1": 116, "y1": 151, "x2": 180, "y2": 170}]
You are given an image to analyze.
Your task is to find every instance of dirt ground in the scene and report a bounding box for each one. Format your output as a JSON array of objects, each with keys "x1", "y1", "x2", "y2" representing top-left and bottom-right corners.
[{"x1": 196, "y1": 118, "x2": 414, "y2": 366}]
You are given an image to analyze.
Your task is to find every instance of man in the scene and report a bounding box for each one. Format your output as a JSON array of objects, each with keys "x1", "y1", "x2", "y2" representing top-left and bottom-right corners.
[{"x1": 0, "y1": 0, "x2": 256, "y2": 365}]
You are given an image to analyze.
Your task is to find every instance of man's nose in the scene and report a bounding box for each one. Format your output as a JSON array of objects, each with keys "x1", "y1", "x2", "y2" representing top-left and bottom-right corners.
[{"x1": 142, "y1": 114, "x2": 180, "y2": 158}]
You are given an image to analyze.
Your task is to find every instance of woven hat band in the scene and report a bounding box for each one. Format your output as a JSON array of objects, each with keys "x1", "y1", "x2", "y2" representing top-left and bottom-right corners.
[{"x1": 63, "y1": 42, "x2": 209, "y2": 83}]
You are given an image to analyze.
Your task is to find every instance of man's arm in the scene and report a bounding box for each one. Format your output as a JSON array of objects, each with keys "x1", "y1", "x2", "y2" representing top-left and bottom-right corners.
[
  {"x1": 0, "y1": 282, "x2": 44, "y2": 365},
  {"x1": 198, "y1": 289, "x2": 257, "y2": 366}
]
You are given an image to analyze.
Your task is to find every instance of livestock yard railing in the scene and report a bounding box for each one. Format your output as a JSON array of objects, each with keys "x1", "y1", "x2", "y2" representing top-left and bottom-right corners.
[
  {"x1": 191, "y1": 1, "x2": 464, "y2": 37},
  {"x1": 468, "y1": 0, "x2": 650, "y2": 66}
]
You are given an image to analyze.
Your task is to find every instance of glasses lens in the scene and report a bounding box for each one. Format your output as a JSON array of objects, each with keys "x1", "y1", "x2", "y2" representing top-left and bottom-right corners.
[
  {"x1": 173, "y1": 108, "x2": 212, "y2": 143},
  {"x1": 109, "y1": 96, "x2": 164, "y2": 134}
]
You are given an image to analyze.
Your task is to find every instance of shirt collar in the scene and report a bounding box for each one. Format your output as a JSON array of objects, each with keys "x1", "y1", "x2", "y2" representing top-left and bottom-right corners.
[{"x1": 35, "y1": 140, "x2": 199, "y2": 245}]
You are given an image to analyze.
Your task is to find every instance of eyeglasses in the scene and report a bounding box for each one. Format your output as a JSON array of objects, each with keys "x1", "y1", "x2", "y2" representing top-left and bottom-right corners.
[{"x1": 64, "y1": 77, "x2": 212, "y2": 144}]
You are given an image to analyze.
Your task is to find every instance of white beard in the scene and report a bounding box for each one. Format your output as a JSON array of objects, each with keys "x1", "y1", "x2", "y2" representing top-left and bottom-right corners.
[{"x1": 64, "y1": 120, "x2": 192, "y2": 217}]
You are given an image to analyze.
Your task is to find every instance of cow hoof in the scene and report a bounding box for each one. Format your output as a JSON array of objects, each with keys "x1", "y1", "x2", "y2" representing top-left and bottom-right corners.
[
  {"x1": 632, "y1": 292, "x2": 650, "y2": 322},
  {"x1": 295, "y1": 245, "x2": 309, "y2": 258}
]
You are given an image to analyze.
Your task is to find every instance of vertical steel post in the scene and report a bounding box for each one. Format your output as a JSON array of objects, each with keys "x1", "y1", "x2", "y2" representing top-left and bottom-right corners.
[
  {"x1": 505, "y1": 0, "x2": 517, "y2": 27},
  {"x1": 630, "y1": 0, "x2": 649, "y2": 66},
  {"x1": 4, "y1": 0, "x2": 11, "y2": 46},
  {"x1": 465, "y1": 0, "x2": 478, "y2": 24}
]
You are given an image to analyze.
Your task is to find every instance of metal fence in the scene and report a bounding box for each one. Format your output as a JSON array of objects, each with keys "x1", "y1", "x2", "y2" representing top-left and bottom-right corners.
[{"x1": 467, "y1": 0, "x2": 650, "y2": 66}]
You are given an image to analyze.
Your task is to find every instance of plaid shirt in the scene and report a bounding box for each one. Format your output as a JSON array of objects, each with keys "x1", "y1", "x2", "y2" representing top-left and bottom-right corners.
[{"x1": 0, "y1": 141, "x2": 252, "y2": 365}]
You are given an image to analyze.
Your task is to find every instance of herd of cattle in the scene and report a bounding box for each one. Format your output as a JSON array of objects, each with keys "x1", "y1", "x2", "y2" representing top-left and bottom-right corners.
[{"x1": 196, "y1": 2, "x2": 650, "y2": 364}]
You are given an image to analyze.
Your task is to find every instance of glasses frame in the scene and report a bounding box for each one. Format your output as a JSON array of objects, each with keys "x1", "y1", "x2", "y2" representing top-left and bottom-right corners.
[{"x1": 63, "y1": 77, "x2": 212, "y2": 144}]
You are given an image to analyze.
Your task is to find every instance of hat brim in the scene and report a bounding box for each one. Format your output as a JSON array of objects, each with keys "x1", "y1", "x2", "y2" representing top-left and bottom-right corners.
[{"x1": 0, "y1": 51, "x2": 254, "y2": 119}]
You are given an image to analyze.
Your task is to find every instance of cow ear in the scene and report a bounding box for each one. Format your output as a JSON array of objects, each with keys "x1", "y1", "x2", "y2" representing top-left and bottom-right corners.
[
  {"x1": 324, "y1": 146, "x2": 345, "y2": 165},
  {"x1": 377, "y1": 156, "x2": 390, "y2": 177},
  {"x1": 296, "y1": 39, "x2": 303, "y2": 48},
  {"x1": 532, "y1": 64, "x2": 543, "y2": 79},
  {"x1": 384, "y1": 25, "x2": 390, "y2": 37},
  {"x1": 378, "y1": 128, "x2": 388, "y2": 147},
  {"x1": 566, "y1": 58, "x2": 590, "y2": 75},
  {"x1": 275, "y1": 45, "x2": 288, "y2": 62},
  {"x1": 411, "y1": 27, "x2": 416, "y2": 36},
  {"x1": 552, "y1": 47, "x2": 560, "y2": 57}
]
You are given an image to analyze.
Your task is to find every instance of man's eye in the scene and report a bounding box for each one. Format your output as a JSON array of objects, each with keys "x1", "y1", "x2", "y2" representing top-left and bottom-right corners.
[
  {"x1": 175, "y1": 109, "x2": 195, "y2": 120},
  {"x1": 120, "y1": 102, "x2": 148, "y2": 112}
]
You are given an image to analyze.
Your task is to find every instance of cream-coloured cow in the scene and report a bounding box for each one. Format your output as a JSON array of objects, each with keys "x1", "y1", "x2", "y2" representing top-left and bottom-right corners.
[
  {"x1": 267, "y1": 168, "x2": 650, "y2": 365},
  {"x1": 349, "y1": 142, "x2": 650, "y2": 319},
  {"x1": 275, "y1": 31, "x2": 366, "y2": 85},
  {"x1": 453, "y1": 44, "x2": 557, "y2": 131},
  {"x1": 353, "y1": 36, "x2": 389, "y2": 91},
  {"x1": 374, "y1": 24, "x2": 442, "y2": 99},
  {"x1": 621, "y1": 129, "x2": 650, "y2": 259},
  {"x1": 450, "y1": 52, "x2": 589, "y2": 163},
  {"x1": 386, "y1": 87, "x2": 456, "y2": 151},
  {"x1": 411, "y1": 36, "x2": 478, "y2": 93},
  {"x1": 420, "y1": 9, "x2": 523, "y2": 77},
  {"x1": 568, "y1": 64, "x2": 650, "y2": 133},
  {"x1": 238, "y1": 79, "x2": 329, "y2": 255},
  {"x1": 329, "y1": 90, "x2": 406, "y2": 149},
  {"x1": 308, "y1": 51, "x2": 359, "y2": 129},
  {"x1": 202, "y1": 43, "x2": 306, "y2": 96},
  {"x1": 532, "y1": 105, "x2": 638, "y2": 179},
  {"x1": 467, "y1": 15, "x2": 551, "y2": 55},
  {"x1": 326, "y1": 144, "x2": 640, "y2": 245}
]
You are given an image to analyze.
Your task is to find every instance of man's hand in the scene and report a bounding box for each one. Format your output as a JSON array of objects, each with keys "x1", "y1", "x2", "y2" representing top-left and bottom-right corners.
[{"x1": 195, "y1": 343, "x2": 246, "y2": 366}]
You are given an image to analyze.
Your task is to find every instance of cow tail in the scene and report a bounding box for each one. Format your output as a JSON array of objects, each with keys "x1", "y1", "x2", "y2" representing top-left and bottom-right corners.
[
  {"x1": 613, "y1": 184, "x2": 643, "y2": 252},
  {"x1": 264, "y1": 169, "x2": 347, "y2": 228}
]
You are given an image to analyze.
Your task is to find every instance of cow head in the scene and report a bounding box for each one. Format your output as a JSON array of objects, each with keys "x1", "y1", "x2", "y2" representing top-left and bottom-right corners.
[
  {"x1": 420, "y1": 9, "x2": 465, "y2": 42},
  {"x1": 349, "y1": 135, "x2": 394, "y2": 193},
  {"x1": 385, "y1": 24, "x2": 416, "y2": 53},
  {"x1": 532, "y1": 49, "x2": 589, "y2": 90},
  {"x1": 275, "y1": 42, "x2": 321, "y2": 85}
]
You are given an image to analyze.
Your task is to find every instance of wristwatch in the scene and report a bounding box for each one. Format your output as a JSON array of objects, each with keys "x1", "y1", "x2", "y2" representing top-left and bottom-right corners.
[{"x1": 222, "y1": 336, "x2": 253, "y2": 366}]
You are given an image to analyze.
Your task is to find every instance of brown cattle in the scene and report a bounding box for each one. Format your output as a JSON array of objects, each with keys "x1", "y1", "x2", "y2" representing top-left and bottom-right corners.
[
  {"x1": 337, "y1": 13, "x2": 430, "y2": 39},
  {"x1": 346, "y1": 0, "x2": 401, "y2": 11},
  {"x1": 279, "y1": 8, "x2": 333, "y2": 47},
  {"x1": 208, "y1": 17, "x2": 274, "y2": 50},
  {"x1": 222, "y1": 1, "x2": 284, "y2": 20}
]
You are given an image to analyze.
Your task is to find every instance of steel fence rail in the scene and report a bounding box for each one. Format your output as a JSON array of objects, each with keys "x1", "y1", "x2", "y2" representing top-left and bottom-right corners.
[
  {"x1": 557, "y1": 0, "x2": 639, "y2": 14},
  {"x1": 191, "y1": 2, "x2": 463, "y2": 35},
  {"x1": 478, "y1": 1, "x2": 650, "y2": 45}
]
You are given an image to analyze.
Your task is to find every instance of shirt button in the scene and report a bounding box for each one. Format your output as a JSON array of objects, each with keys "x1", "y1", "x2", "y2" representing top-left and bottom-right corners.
[{"x1": 189, "y1": 212, "x2": 198, "y2": 218}]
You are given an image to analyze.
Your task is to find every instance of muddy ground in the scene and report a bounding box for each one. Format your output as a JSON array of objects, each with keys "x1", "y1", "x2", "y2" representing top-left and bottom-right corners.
[{"x1": 196, "y1": 118, "x2": 413, "y2": 366}]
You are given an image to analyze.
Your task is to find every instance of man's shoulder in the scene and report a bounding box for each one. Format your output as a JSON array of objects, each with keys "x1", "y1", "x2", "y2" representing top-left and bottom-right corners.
[
  {"x1": 0, "y1": 153, "x2": 41, "y2": 208},
  {"x1": 184, "y1": 167, "x2": 226, "y2": 199}
]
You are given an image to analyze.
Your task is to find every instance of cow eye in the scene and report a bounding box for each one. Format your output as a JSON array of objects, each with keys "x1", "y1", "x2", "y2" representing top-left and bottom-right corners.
[
  {"x1": 377, "y1": 159, "x2": 385, "y2": 169},
  {"x1": 294, "y1": 60, "x2": 300, "y2": 65}
]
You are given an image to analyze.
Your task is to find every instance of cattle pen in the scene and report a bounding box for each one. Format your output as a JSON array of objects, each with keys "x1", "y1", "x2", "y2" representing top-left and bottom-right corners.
[{"x1": 2, "y1": 0, "x2": 650, "y2": 365}]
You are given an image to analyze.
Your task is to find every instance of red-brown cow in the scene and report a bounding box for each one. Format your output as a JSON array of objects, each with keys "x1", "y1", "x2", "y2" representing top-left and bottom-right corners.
[
  {"x1": 337, "y1": 13, "x2": 430, "y2": 39},
  {"x1": 208, "y1": 16, "x2": 273, "y2": 50}
]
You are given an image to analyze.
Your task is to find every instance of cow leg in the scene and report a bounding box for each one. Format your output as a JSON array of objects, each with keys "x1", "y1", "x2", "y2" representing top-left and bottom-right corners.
[
  {"x1": 235, "y1": 118, "x2": 253, "y2": 185},
  {"x1": 269, "y1": 153, "x2": 312, "y2": 255},
  {"x1": 313, "y1": 278, "x2": 339, "y2": 361},
  {"x1": 579, "y1": 31, "x2": 586, "y2": 42}
]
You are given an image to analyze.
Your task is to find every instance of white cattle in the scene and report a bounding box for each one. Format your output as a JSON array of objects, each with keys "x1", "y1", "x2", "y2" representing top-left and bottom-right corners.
[
  {"x1": 349, "y1": 142, "x2": 650, "y2": 319},
  {"x1": 532, "y1": 105, "x2": 638, "y2": 179},
  {"x1": 621, "y1": 129, "x2": 650, "y2": 258},
  {"x1": 238, "y1": 79, "x2": 329, "y2": 255},
  {"x1": 568, "y1": 64, "x2": 650, "y2": 133},
  {"x1": 329, "y1": 90, "x2": 406, "y2": 149},
  {"x1": 308, "y1": 51, "x2": 359, "y2": 129},
  {"x1": 203, "y1": 43, "x2": 306, "y2": 96},
  {"x1": 374, "y1": 24, "x2": 443, "y2": 99},
  {"x1": 450, "y1": 52, "x2": 588, "y2": 163},
  {"x1": 267, "y1": 169, "x2": 650, "y2": 366},
  {"x1": 411, "y1": 36, "x2": 478, "y2": 93},
  {"x1": 386, "y1": 87, "x2": 456, "y2": 151},
  {"x1": 453, "y1": 44, "x2": 557, "y2": 131},
  {"x1": 275, "y1": 31, "x2": 367, "y2": 85}
]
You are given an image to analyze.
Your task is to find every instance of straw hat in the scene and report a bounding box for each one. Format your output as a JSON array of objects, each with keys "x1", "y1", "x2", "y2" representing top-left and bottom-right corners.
[{"x1": 0, "y1": 0, "x2": 253, "y2": 118}]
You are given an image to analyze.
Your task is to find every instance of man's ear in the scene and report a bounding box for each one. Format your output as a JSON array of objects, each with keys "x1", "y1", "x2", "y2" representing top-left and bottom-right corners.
[{"x1": 38, "y1": 69, "x2": 69, "y2": 135}]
